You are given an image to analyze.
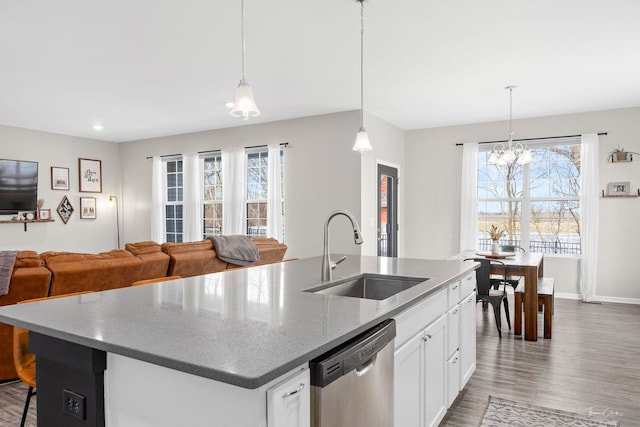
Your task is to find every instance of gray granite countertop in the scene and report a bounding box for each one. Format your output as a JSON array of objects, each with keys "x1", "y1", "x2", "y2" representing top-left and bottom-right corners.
[{"x1": 0, "y1": 255, "x2": 475, "y2": 389}]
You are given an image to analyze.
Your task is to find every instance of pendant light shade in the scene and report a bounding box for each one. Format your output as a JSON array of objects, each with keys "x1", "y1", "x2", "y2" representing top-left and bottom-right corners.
[
  {"x1": 352, "y1": 0, "x2": 372, "y2": 152},
  {"x1": 230, "y1": 78, "x2": 260, "y2": 120},
  {"x1": 353, "y1": 127, "x2": 371, "y2": 151},
  {"x1": 230, "y1": 0, "x2": 260, "y2": 120}
]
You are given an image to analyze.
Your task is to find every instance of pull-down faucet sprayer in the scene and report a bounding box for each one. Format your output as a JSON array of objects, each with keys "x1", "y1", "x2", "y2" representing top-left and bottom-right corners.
[{"x1": 321, "y1": 210, "x2": 364, "y2": 281}]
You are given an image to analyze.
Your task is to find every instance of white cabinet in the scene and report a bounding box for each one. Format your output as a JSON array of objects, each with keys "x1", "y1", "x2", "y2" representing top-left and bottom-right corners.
[
  {"x1": 394, "y1": 272, "x2": 477, "y2": 426},
  {"x1": 459, "y1": 290, "x2": 476, "y2": 389},
  {"x1": 394, "y1": 314, "x2": 447, "y2": 427},
  {"x1": 267, "y1": 367, "x2": 310, "y2": 427}
]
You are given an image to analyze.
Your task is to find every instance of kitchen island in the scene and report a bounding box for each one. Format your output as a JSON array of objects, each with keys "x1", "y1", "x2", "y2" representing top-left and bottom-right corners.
[{"x1": 0, "y1": 255, "x2": 477, "y2": 426}]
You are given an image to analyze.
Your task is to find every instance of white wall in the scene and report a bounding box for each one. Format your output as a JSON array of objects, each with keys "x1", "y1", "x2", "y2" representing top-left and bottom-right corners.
[
  {"x1": 118, "y1": 111, "x2": 364, "y2": 260},
  {"x1": 405, "y1": 107, "x2": 640, "y2": 302},
  {"x1": 0, "y1": 125, "x2": 121, "y2": 252}
]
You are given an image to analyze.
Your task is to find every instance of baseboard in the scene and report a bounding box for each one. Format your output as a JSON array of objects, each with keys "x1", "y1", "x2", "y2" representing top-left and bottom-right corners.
[{"x1": 555, "y1": 292, "x2": 640, "y2": 305}]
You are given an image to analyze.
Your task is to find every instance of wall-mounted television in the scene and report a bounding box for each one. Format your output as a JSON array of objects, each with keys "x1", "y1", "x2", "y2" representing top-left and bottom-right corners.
[{"x1": 0, "y1": 159, "x2": 39, "y2": 215}]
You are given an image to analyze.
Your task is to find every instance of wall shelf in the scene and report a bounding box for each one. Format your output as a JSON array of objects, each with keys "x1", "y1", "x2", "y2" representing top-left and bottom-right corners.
[{"x1": 0, "y1": 219, "x2": 55, "y2": 231}]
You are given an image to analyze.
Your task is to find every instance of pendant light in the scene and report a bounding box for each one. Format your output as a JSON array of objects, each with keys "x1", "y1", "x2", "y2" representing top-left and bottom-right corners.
[
  {"x1": 487, "y1": 86, "x2": 532, "y2": 165},
  {"x1": 230, "y1": 0, "x2": 261, "y2": 120},
  {"x1": 352, "y1": 0, "x2": 373, "y2": 152}
]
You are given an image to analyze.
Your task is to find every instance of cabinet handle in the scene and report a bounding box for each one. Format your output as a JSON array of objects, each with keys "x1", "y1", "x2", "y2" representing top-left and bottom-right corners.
[
  {"x1": 452, "y1": 356, "x2": 459, "y2": 364},
  {"x1": 452, "y1": 284, "x2": 458, "y2": 290},
  {"x1": 282, "y1": 383, "x2": 305, "y2": 398},
  {"x1": 452, "y1": 309, "x2": 458, "y2": 315},
  {"x1": 423, "y1": 333, "x2": 432, "y2": 341}
]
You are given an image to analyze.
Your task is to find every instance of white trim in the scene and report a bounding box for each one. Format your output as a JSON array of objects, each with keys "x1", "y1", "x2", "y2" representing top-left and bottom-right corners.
[{"x1": 555, "y1": 292, "x2": 640, "y2": 305}]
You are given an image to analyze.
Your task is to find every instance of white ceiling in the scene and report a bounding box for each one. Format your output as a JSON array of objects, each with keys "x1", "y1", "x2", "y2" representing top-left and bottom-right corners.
[{"x1": 1, "y1": 0, "x2": 639, "y2": 143}]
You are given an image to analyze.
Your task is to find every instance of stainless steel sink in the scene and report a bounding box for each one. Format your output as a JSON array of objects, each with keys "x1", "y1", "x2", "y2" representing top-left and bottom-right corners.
[{"x1": 305, "y1": 274, "x2": 428, "y2": 300}]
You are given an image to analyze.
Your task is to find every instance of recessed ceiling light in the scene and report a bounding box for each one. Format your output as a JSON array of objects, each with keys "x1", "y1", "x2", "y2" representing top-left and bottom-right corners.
[
  {"x1": 225, "y1": 102, "x2": 234, "y2": 109},
  {"x1": 93, "y1": 124, "x2": 104, "y2": 131}
]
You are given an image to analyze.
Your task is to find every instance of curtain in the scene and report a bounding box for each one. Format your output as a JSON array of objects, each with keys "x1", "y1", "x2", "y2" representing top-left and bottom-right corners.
[
  {"x1": 222, "y1": 149, "x2": 246, "y2": 235},
  {"x1": 183, "y1": 153, "x2": 202, "y2": 241},
  {"x1": 267, "y1": 144, "x2": 283, "y2": 241},
  {"x1": 460, "y1": 142, "x2": 478, "y2": 252},
  {"x1": 150, "y1": 156, "x2": 164, "y2": 243},
  {"x1": 580, "y1": 133, "x2": 599, "y2": 302}
]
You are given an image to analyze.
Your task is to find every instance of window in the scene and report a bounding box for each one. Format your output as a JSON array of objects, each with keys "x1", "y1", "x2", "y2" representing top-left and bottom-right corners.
[
  {"x1": 202, "y1": 153, "x2": 223, "y2": 238},
  {"x1": 245, "y1": 148, "x2": 284, "y2": 238},
  {"x1": 246, "y1": 150, "x2": 268, "y2": 237},
  {"x1": 477, "y1": 140, "x2": 581, "y2": 255},
  {"x1": 164, "y1": 158, "x2": 183, "y2": 243}
]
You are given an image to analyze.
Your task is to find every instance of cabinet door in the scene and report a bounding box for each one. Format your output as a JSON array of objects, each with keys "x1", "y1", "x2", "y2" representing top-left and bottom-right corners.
[
  {"x1": 267, "y1": 368, "x2": 310, "y2": 427},
  {"x1": 447, "y1": 304, "x2": 460, "y2": 358},
  {"x1": 459, "y1": 291, "x2": 476, "y2": 390},
  {"x1": 394, "y1": 331, "x2": 424, "y2": 427},
  {"x1": 447, "y1": 352, "x2": 460, "y2": 408},
  {"x1": 423, "y1": 315, "x2": 447, "y2": 427}
]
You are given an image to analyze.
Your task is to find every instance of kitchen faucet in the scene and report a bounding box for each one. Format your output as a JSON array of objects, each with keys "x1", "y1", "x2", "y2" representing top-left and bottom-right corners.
[{"x1": 321, "y1": 210, "x2": 364, "y2": 281}]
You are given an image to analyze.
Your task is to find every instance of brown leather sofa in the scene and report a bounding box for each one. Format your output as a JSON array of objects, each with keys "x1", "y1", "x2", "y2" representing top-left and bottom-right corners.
[
  {"x1": 0, "y1": 238, "x2": 287, "y2": 381},
  {"x1": 162, "y1": 237, "x2": 288, "y2": 278},
  {"x1": 0, "y1": 251, "x2": 51, "y2": 381},
  {"x1": 42, "y1": 250, "x2": 144, "y2": 296},
  {"x1": 124, "y1": 241, "x2": 170, "y2": 280}
]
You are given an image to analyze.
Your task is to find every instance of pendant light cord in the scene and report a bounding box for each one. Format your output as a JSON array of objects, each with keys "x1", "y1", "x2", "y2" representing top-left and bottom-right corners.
[
  {"x1": 360, "y1": 0, "x2": 365, "y2": 127},
  {"x1": 241, "y1": 0, "x2": 246, "y2": 81}
]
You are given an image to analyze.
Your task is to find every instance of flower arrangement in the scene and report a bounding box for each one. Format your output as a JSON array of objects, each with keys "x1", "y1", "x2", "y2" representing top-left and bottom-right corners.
[{"x1": 488, "y1": 224, "x2": 504, "y2": 241}]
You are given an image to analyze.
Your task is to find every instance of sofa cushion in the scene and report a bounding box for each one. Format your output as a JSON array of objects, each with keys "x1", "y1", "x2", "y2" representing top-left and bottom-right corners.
[
  {"x1": 125, "y1": 241, "x2": 170, "y2": 280},
  {"x1": 14, "y1": 251, "x2": 45, "y2": 268},
  {"x1": 161, "y1": 241, "x2": 227, "y2": 278}
]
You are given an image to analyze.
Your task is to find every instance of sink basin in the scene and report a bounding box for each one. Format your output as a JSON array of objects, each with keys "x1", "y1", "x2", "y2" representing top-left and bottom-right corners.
[{"x1": 305, "y1": 274, "x2": 428, "y2": 300}]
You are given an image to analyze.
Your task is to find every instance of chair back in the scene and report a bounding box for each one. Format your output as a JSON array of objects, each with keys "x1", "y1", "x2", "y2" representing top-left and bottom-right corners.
[
  {"x1": 465, "y1": 258, "x2": 507, "y2": 296},
  {"x1": 13, "y1": 291, "x2": 94, "y2": 389}
]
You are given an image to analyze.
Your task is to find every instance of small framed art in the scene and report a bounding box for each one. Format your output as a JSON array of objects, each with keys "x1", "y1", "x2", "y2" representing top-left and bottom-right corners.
[
  {"x1": 78, "y1": 158, "x2": 102, "y2": 193},
  {"x1": 606, "y1": 181, "x2": 630, "y2": 196},
  {"x1": 57, "y1": 196, "x2": 74, "y2": 224},
  {"x1": 51, "y1": 167, "x2": 70, "y2": 190},
  {"x1": 39, "y1": 209, "x2": 51, "y2": 220},
  {"x1": 80, "y1": 197, "x2": 97, "y2": 219}
]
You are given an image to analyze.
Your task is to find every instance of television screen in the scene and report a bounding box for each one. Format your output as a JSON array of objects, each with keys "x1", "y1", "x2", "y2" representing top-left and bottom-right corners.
[{"x1": 0, "y1": 159, "x2": 39, "y2": 214}]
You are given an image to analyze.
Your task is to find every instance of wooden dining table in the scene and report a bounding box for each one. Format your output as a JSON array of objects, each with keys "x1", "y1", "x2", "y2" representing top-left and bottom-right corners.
[{"x1": 456, "y1": 251, "x2": 544, "y2": 341}]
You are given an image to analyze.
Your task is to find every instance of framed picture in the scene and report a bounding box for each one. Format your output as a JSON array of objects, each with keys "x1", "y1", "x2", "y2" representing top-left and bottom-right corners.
[
  {"x1": 78, "y1": 158, "x2": 102, "y2": 193},
  {"x1": 57, "y1": 196, "x2": 74, "y2": 224},
  {"x1": 606, "y1": 181, "x2": 630, "y2": 196},
  {"x1": 51, "y1": 167, "x2": 70, "y2": 190},
  {"x1": 39, "y1": 209, "x2": 51, "y2": 220},
  {"x1": 80, "y1": 197, "x2": 97, "y2": 219}
]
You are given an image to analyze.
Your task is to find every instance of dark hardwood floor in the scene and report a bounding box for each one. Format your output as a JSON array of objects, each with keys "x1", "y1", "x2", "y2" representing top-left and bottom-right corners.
[
  {"x1": 443, "y1": 296, "x2": 640, "y2": 426},
  {"x1": 0, "y1": 296, "x2": 638, "y2": 426}
]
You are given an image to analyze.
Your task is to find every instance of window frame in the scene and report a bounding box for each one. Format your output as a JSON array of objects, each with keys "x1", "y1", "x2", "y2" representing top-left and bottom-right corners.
[
  {"x1": 477, "y1": 138, "x2": 582, "y2": 256},
  {"x1": 163, "y1": 157, "x2": 184, "y2": 243},
  {"x1": 202, "y1": 152, "x2": 223, "y2": 239}
]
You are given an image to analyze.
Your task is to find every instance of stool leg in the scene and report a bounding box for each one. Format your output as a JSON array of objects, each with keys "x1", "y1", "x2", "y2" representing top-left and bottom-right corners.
[{"x1": 514, "y1": 293, "x2": 522, "y2": 336}]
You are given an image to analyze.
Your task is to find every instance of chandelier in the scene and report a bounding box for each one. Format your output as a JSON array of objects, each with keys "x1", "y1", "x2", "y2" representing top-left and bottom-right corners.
[{"x1": 487, "y1": 86, "x2": 532, "y2": 165}]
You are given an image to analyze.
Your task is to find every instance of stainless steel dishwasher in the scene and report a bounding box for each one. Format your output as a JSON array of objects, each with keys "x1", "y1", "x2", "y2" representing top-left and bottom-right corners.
[{"x1": 310, "y1": 319, "x2": 395, "y2": 427}]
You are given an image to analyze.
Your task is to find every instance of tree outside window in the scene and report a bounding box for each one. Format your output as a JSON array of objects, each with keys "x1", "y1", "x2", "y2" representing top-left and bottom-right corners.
[
  {"x1": 477, "y1": 142, "x2": 581, "y2": 254},
  {"x1": 203, "y1": 154, "x2": 223, "y2": 238}
]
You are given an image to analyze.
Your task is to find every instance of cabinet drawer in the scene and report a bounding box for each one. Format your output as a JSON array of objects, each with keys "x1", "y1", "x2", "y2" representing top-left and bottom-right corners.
[
  {"x1": 394, "y1": 287, "x2": 447, "y2": 349},
  {"x1": 460, "y1": 273, "x2": 476, "y2": 296},
  {"x1": 447, "y1": 280, "x2": 461, "y2": 308}
]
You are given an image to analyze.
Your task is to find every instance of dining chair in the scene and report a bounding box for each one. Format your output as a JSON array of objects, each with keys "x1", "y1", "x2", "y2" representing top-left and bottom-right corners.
[
  {"x1": 13, "y1": 291, "x2": 93, "y2": 427},
  {"x1": 465, "y1": 258, "x2": 511, "y2": 338}
]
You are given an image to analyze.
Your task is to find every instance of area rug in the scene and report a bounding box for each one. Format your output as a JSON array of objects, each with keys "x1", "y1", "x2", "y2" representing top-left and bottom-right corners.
[{"x1": 480, "y1": 396, "x2": 620, "y2": 427}]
